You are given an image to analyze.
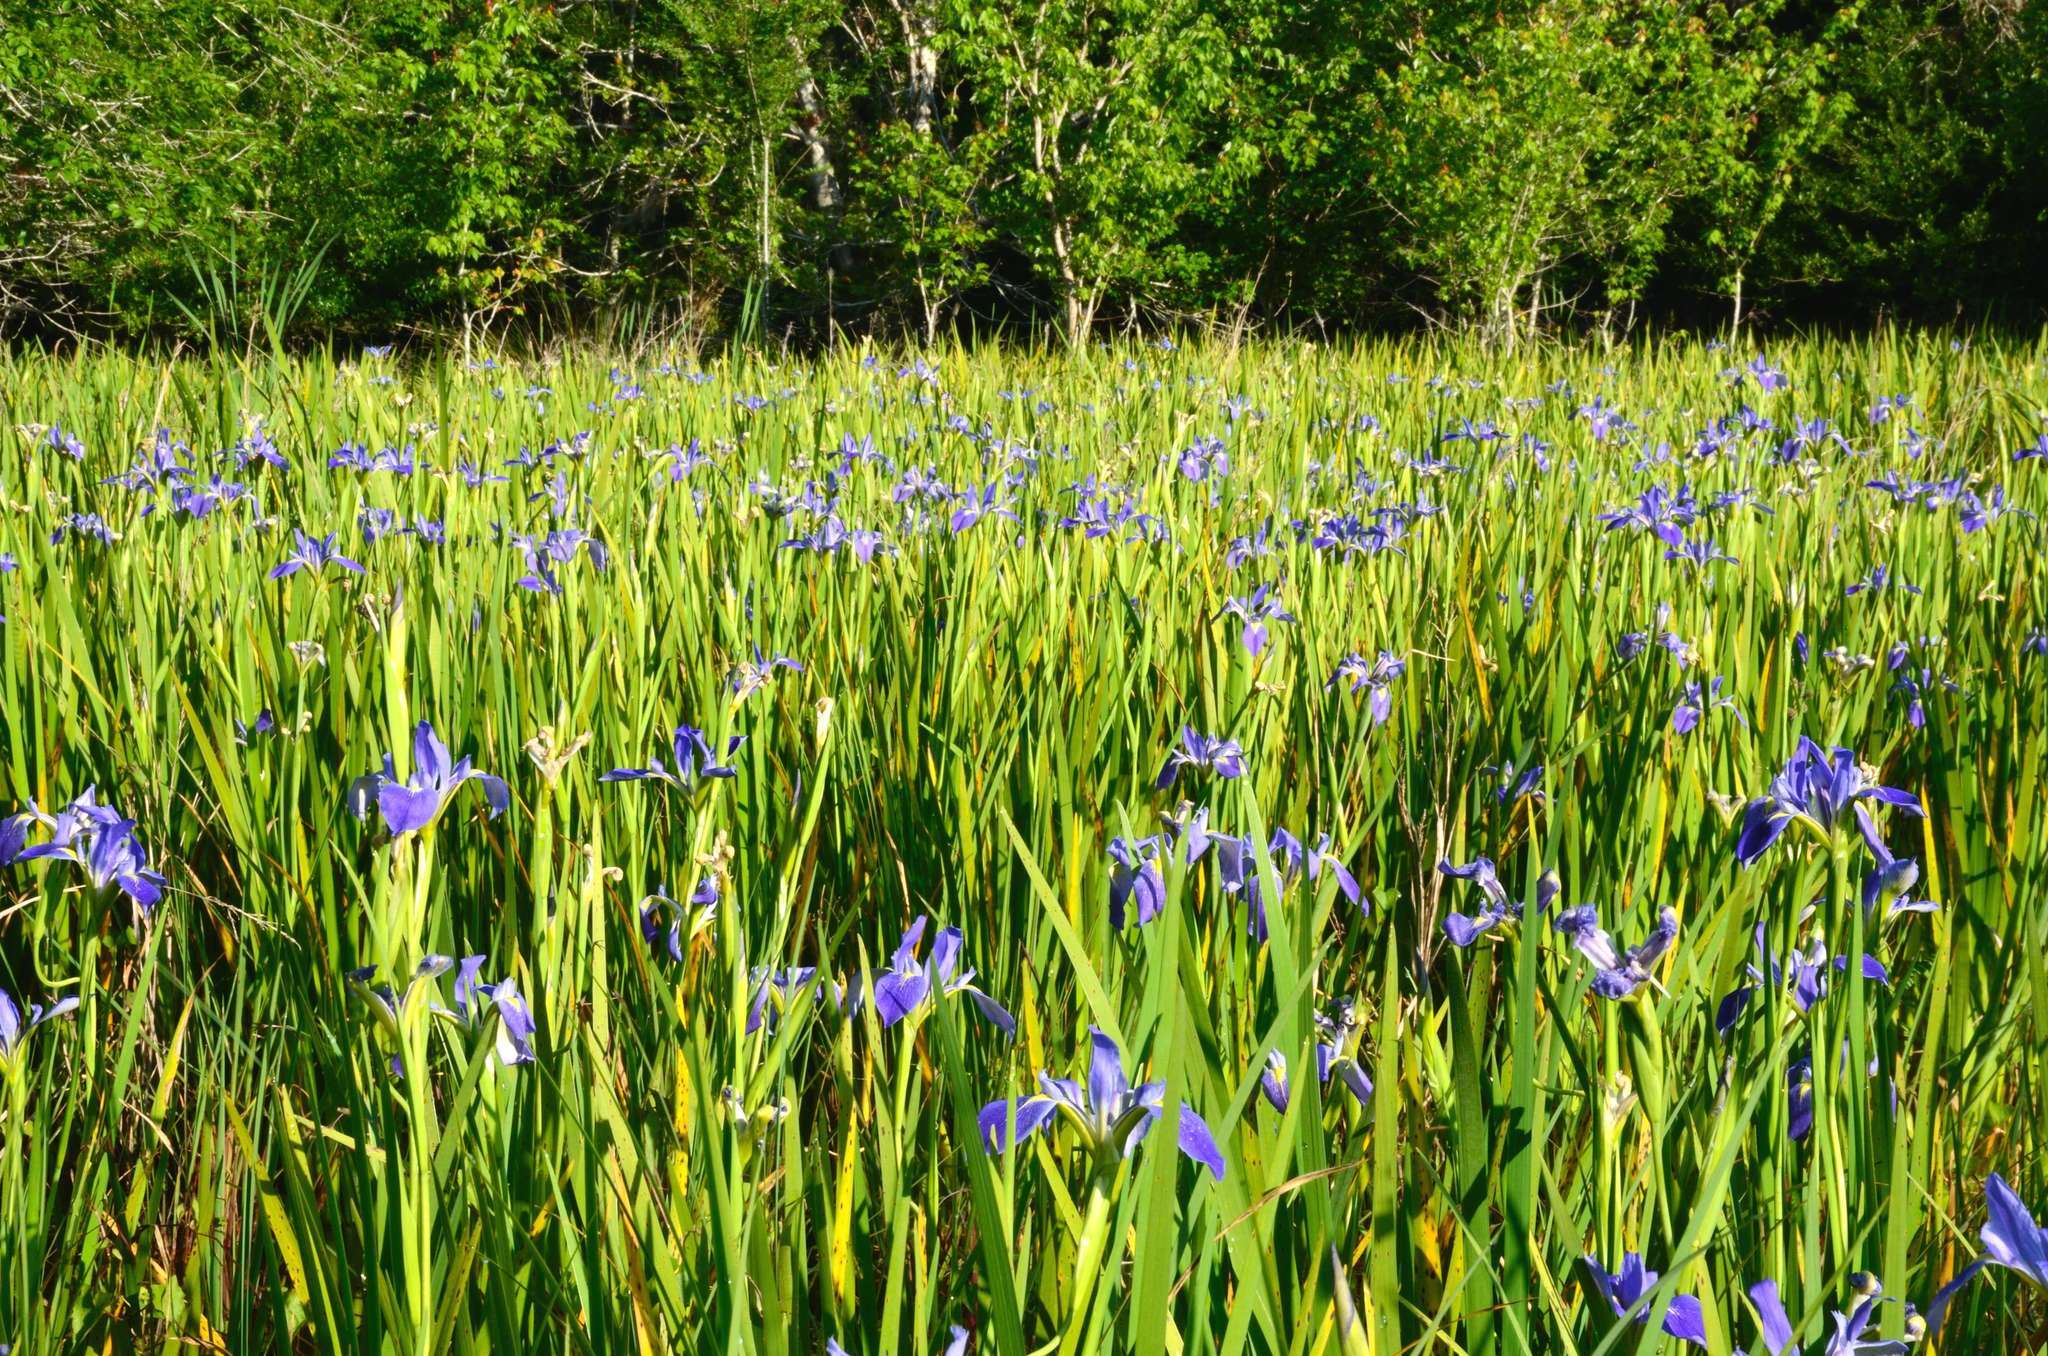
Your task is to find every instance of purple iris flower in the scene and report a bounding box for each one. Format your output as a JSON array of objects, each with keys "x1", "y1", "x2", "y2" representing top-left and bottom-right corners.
[
  {"x1": 1489, "y1": 760, "x2": 1546, "y2": 804},
  {"x1": 1583, "y1": 1254, "x2": 1708, "y2": 1347},
  {"x1": 0, "y1": 811, "x2": 30, "y2": 866},
  {"x1": 1216, "y1": 828, "x2": 1361, "y2": 940},
  {"x1": 781, "y1": 515, "x2": 850, "y2": 554},
  {"x1": 1910, "y1": 1174, "x2": 2048, "y2": 1338},
  {"x1": 1553, "y1": 906, "x2": 1678, "y2": 999},
  {"x1": 79, "y1": 819, "x2": 169, "y2": 912},
  {"x1": 746, "y1": 966, "x2": 842, "y2": 1034},
  {"x1": 1330, "y1": 651, "x2": 1406, "y2": 726},
  {"x1": 51, "y1": 513, "x2": 118, "y2": 547},
  {"x1": 1858, "y1": 813, "x2": 1932, "y2": 916},
  {"x1": 1844, "y1": 564, "x2": 1919, "y2": 597},
  {"x1": 43, "y1": 424, "x2": 85, "y2": 459},
  {"x1": 1744, "y1": 356, "x2": 1790, "y2": 392},
  {"x1": 639, "y1": 880, "x2": 718, "y2": 961},
  {"x1": 730, "y1": 645, "x2": 803, "y2": 700},
  {"x1": 1743, "y1": 1274, "x2": 1923, "y2": 1354},
  {"x1": 438, "y1": 956, "x2": 537, "y2": 1065},
  {"x1": 1226, "y1": 520, "x2": 1276, "y2": 570},
  {"x1": 602, "y1": 725, "x2": 743, "y2": 788},
  {"x1": 1156, "y1": 728, "x2": 1246, "y2": 788},
  {"x1": 1597, "y1": 485, "x2": 1698, "y2": 547},
  {"x1": 269, "y1": 530, "x2": 364, "y2": 581},
  {"x1": 21, "y1": 786, "x2": 123, "y2": 852},
  {"x1": 1978, "y1": 1173, "x2": 2048, "y2": 1289},
  {"x1": 1664, "y1": 536, "x2": 1738, "y2": 572},
  {"x1": 1259, "y1": 997, "x2": 1373, "y2": 1112},
  {"x1": 866, "y1": 917, "x2": 1015, "y2": 1037},
  {"x1": 1176, "y1": 436, "x2": 1229, "y2": 483},
  {"x1": 1714, "y1": 922, "x2": 1890, "y2": 1036},
  {"x1": 0, "y1": 987, "x2": 80, "y2": 1069},
  {"x1": 1221, "y1": 584, "x2": 1294, "y2": 656},
  {"x1": 948, "y1": 484, "x2": 1018, "y2": 533},
  {"x1": 1889, "y1": 668, "x2": 1957, "y2": 730},
  {"x1": 347, "y1": 721, "x2": 511, "y2": 835},
  {"x1": 1776, "y1": 417, "x2": 1850, "y2": 463},
  {"x1": 1578, "y1": 398, "x2": 1633, "y2": 441},
  {"x1": 1957, "y1": 486, "x2": 2021, "y2": 533},
  {"x1": 513, "y1": 529, "x2": 606, "y2": 592},
  {"x1": 1107, "y1": 836, "x2": 1167, "y2": 930},
  {"x1": 172, "y1": 477, "x2": 249, "y2": 520},
  {"x1": 1439, "y1": 857, "x2": 1536, "y2": 946},
  {"x1": 977, "y1": 1026, "x2": 1225, "y2": 1179},
  {"x1": 1735, "y1": 738, "x2": 1922, "y2": 864},
  {"x1": 892, "y1": 466, "x2": 949, "y2": 503},
  {"x1": 14, "y1": 792, "x2": 166, "y2": 914},
  {"x1": 1673, "y1": 677, "x2": 1746, "y2": 735},
  {"x1": 360, "y1": 507, "x2": 399, "y2": 545},
  {"x1": 1268, "y1": 829, "x2": 1362, "y2": 907}
]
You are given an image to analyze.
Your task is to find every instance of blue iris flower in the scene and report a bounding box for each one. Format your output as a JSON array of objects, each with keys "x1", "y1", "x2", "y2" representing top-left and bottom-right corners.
[
  {"x1": 1155, "y1": 728, "x2": 1246, "y2": 788},
  {"x1": 1735, "y1": 739, "x2": 1921, "y2": 865},
  {"x1": 865, "y1": 916, "x2": 1015, "y2": 1037},
  {"x1": 347, "y1": 721, "x2": 511, "y2": 835},
  {"x1": 978, "y1": 1027, "x2": 1225, "y2": 1178},
  {"x1": 1583, "y1": 1253, "x2": 1708, "y2": 1347},
  {"x1": 602, "y1": 725, "x2": 743, "y2": 789}
]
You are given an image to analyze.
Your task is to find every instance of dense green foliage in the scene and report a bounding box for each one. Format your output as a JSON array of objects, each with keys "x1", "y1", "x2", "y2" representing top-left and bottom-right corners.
[
  {"x1": 2, "y1": 0, "x2": 2044, "y2": 342},
  {"x1": 0, "y1": 333, "x2": 2045, "y2": 1353}
]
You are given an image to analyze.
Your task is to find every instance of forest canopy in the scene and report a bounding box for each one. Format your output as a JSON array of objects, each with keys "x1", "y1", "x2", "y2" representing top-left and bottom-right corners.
[{"x1": 1, "y1": 0, "x2": 2042, "y2": 343}]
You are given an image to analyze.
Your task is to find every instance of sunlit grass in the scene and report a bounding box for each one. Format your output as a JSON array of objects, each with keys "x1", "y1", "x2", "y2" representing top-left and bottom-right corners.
[{"x1": 0, "y1": 330, "x2": 2043, "y2": 1354}]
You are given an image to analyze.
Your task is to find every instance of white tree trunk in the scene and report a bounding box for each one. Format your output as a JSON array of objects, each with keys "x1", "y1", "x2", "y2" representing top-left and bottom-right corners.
[{"x1": 791, "y1": 45, "x2": 841, "y2": 213}]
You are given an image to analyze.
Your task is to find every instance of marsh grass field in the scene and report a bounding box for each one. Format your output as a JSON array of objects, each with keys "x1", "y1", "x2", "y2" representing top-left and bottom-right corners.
[{"x1": 1, "y1": 332, "x2": 2047, "y2": 1354}]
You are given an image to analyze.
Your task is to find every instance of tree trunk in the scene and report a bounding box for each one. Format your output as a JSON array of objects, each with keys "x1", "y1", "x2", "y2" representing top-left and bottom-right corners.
[
  {"x1": 791, "y1": 40, "x2": 841, "y2": 213},
  {"x1": 893, "y1": 1, "x2": 939, "y2": 136}
]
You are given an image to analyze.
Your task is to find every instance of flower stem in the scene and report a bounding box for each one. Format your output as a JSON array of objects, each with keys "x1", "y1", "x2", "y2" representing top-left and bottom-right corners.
[{"x1": 1060, "y1": 1171, "x2": 1117, "y2": 1356}]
